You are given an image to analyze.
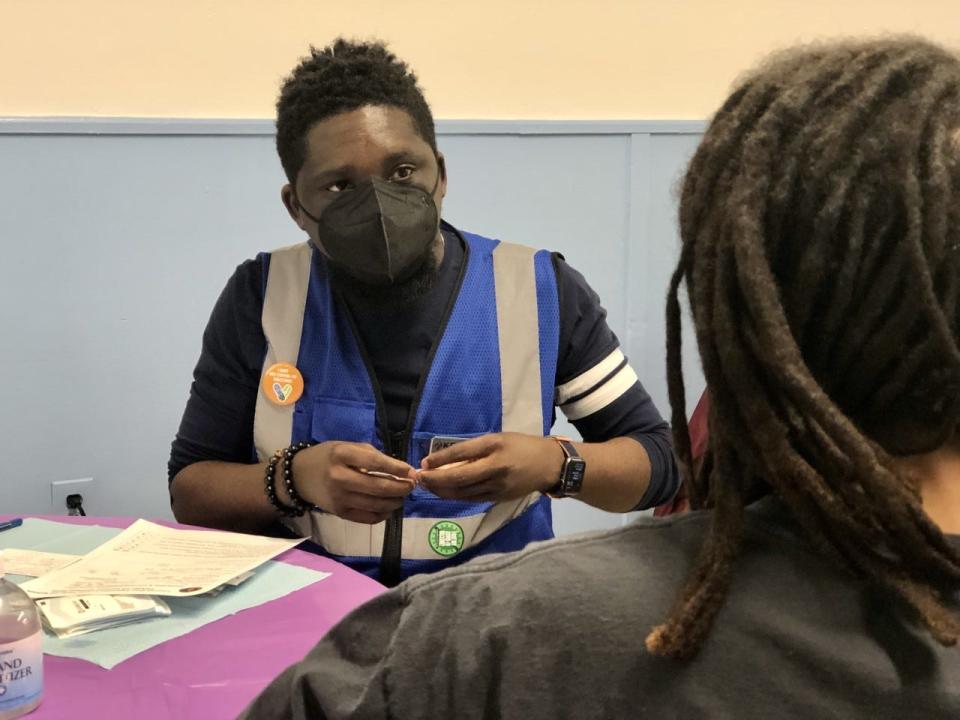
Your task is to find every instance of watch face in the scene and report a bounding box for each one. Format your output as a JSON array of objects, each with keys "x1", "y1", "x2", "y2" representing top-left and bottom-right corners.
[{"x1": 565, "y1": 459, "x2": 586, "y2": 491}]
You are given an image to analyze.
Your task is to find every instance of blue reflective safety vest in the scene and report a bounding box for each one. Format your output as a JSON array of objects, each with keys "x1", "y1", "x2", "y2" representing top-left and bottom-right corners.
[{"x1": 253, "y1": 230, "x2": 560, "y2": 583}]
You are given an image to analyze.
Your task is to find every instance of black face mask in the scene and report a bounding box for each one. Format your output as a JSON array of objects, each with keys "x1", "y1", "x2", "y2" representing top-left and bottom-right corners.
[{"x1": 298, "y1": 172, "x2": 440, "y2": 286}]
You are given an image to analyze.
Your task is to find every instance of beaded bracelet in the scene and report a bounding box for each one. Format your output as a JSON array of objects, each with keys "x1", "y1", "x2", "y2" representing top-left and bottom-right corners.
[
  {"x1": 264, "y1": 447, "x2": 303, "y2": 517},
  {"x1": 281, "y1": 441, "x2": 317, "y2": 515}
]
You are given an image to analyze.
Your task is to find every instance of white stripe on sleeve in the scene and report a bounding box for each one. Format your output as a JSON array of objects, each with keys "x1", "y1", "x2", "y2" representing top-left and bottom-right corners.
[
  {"x1": 555, "y1": 349, "x2": 625, "y2": 405},
  {"x1": 559, "y1": 364, "x2": 639, "y2": 421}
]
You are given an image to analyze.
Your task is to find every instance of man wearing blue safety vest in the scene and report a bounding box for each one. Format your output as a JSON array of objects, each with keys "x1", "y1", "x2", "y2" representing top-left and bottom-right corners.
[{"x1": 168, "y1": 38, "x2": 678, "y2": 586}]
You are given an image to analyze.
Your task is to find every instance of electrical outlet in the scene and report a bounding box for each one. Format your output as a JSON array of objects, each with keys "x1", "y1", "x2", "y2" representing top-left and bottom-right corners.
[{"x1": 51, "y1": 477, "x2": 98, "y2": 515}]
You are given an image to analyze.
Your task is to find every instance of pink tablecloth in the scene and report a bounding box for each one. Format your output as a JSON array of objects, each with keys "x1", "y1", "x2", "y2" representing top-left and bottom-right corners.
[{"x1": 2, "y1": 515, "x2": 384, "y2": 719}]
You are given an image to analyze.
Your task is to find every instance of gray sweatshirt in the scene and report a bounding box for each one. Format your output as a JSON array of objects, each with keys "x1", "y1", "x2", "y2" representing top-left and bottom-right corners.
[{"x1": 239, "y1": 499, "x2": 960, "y2": 719}]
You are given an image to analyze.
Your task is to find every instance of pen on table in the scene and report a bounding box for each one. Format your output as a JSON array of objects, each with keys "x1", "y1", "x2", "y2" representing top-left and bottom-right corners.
[{"x1": 0, "y1": 518, "x2": 23, "y2": 533}]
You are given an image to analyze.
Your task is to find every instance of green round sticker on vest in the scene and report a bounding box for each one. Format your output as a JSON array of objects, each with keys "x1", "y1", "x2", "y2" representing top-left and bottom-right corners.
[{"x1": 428, "y1": 521, "x2": 465, "y2": 556}]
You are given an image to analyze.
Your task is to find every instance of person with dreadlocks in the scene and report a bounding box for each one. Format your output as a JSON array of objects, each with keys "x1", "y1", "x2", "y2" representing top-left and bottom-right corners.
[
  {"x1": 168, "y1": 37, "x2": 678, "y2": 586},
  {"x1": 239, "y1": 36, "x2": 960, "y2": 719}
]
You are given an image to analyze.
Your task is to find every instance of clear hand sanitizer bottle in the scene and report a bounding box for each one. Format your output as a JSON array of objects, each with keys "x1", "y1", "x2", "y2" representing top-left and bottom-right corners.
[{"x1": 0, "y1": 552, "x2": 42, "y2": 718}]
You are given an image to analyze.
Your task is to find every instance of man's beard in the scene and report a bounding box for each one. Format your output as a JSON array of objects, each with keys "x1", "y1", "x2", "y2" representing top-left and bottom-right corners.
[{"x1": 328, "y1": 247, "x2": 440, "y2": 307}]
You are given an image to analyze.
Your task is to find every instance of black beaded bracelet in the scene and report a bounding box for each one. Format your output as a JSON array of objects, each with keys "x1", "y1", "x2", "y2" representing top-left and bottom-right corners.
[
  {"x1": 264, "y1": 448, "x2": 302, "y2": 517},
  {"x1": 281, "y1": 441, "x2": 318, "y2": 515}
]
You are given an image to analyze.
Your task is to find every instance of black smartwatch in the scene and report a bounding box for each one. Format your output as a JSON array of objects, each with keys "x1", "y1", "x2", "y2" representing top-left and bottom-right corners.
[{"x1": 547, "y1": 436, "x2": 586, "y2": 498}]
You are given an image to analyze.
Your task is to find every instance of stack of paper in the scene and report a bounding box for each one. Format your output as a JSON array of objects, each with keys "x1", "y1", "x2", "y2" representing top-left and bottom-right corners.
[
  {"x1": 199, "y1": 570, "x2": 255, "y2": 597},
  {"x1": 4, "y1": 549, "x2": 256, "y2": 596},
  {"x1": 0, "y1": 519, "x2": 329, "y2": 669},
  {"x1": 36, "y1": 594, "x2": 172, "y2": 638},
  {"x1": 20, "y1": 519, "x2": 303, "y2": 598},
  {"x1": 2, "y1": 548, "x2": 79, "y2": 577},
  {"x1": 5, "y1": 520, "x2": 303, "y2": 638}
]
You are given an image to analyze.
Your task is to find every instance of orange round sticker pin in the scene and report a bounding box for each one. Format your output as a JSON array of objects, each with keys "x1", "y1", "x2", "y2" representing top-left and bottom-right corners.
[{"x1": 261, "y1": 363, "x2": 304, "y2": 406}]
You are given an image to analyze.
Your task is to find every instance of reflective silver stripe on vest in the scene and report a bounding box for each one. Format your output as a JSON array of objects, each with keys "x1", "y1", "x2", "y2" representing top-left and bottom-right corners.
[
  {"x1": 287, "y1": 490, "x2": 543, "y2": 558},
  {"x1": 254, "y1": 239, "x2": 549, "y2": 559},
  {"x1": 492, "y1": 242, "x2": 544, "y2": 435},
  {"x1": 253, "y1": 242, "x2": 313, "y2": 462}
]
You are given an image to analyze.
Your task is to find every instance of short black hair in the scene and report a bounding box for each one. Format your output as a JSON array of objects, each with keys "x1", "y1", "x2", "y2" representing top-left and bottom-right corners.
[{"x1": 275, "y1": 38, "x2": 438, "y2": 183}]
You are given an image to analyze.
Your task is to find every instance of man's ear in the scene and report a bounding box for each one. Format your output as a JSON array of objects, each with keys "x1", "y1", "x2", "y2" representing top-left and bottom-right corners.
[
  {"x1": 281, "y1": 184, "x2": 307, "y2": 231},
  {"x1": 436, "y1": 152, "x2": 448, "y2": 201}
]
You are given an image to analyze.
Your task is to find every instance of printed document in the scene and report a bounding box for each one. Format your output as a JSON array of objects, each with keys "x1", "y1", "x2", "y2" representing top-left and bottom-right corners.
[
  {"x1": 2, "y1": 549, "x2": 79, "y2": 577},
  {"x1": 21, "y1": 520, "x2": 302, "y2": 597}
]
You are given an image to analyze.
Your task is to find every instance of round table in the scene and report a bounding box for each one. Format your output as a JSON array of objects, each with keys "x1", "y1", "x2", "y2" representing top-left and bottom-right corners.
[{"x1": 1, "y1": 516, "x2": 384, "y2": 719}]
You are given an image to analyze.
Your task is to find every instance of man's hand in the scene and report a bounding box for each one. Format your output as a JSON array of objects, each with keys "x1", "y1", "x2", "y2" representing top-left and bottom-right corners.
[
  {"x1": 292, "y1": 442, "x2": 417, "y2": 524},
  {"x1": 418, "y1": 433, "x2": 564, "y2": 502}
]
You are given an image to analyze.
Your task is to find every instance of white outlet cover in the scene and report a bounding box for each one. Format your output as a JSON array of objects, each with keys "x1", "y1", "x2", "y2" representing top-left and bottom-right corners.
[{"x1": 50, "y1": 477, "x2": 100, "y2": 516}]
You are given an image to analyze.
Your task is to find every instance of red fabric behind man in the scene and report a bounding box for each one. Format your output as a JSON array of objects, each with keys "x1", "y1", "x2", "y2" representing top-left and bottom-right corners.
[{"x1": 653, "y1": 391, "x2": 709, "y2": 516}]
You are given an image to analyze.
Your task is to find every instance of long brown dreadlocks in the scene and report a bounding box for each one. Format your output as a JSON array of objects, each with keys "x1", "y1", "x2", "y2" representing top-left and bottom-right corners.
[{"x1": 647, "y1": 37, "x2": 960, "y2": 659}]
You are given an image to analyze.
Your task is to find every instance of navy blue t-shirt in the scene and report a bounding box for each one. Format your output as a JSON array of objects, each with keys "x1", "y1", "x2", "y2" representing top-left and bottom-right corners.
[{"x1": 169, "y1": 223, "x2": 678, "y2": 508}]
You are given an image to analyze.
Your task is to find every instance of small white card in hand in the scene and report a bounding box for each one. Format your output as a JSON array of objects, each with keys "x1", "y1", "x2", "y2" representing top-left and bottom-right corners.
[{"x1": 37, "y1": 595, "x2": 171, "y2": 638}]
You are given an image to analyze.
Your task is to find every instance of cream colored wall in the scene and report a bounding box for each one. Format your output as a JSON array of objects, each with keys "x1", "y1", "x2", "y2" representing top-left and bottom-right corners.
[{"x1": 2, "y1": 0, "x2": 959, "y2": 119}]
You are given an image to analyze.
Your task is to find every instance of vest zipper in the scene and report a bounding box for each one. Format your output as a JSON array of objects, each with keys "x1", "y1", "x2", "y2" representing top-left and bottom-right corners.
[
  {"x1": 380, "y1": 233, "x2": 470, "y2": 586},
  {"x1": 402, "y1": 232, "x2": 470, "y2": 447},
  {"x1": 338, "y1": 226, "x2": 471, "y2": 587},
  {"x1": 378, "y1": 430, "x2": 408, "y2": 587}
]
